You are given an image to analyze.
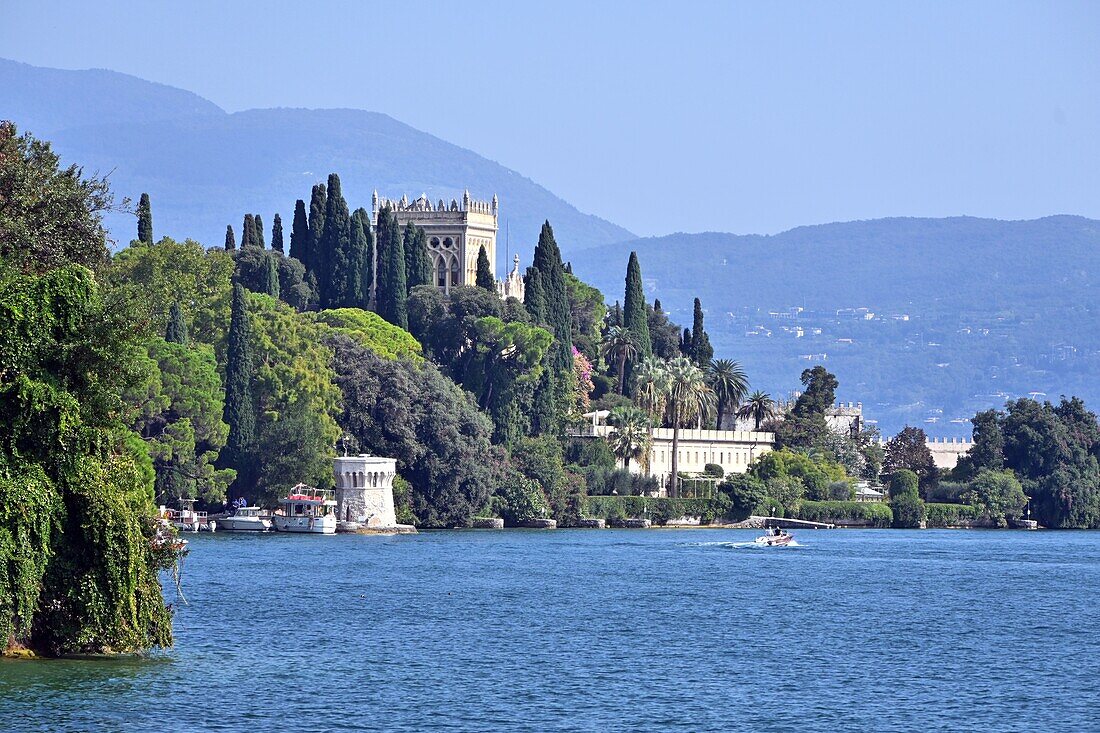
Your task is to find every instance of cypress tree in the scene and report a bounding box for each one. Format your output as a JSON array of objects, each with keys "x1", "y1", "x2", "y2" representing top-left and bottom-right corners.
[
  {"x1": 376, "y1": 205, "x2": 407, "y2": 328},
  {"x1": 319, "y1": 174, "x2": 351, "y2": 308},
  {"x1": 289, "y1": 199, "x2": 309, "y2": 266},
  {"x1": 223, "y1": 283, "x2": 256, "y2": 479},
  {"x1": 402, "y1": 222, "x2": 432, "y2": 293},
  {"x1": 690, "y1": 297, "x2": 714, "y2": 365},
  {"x1": 259, "y1": 252, "x2": 280, "y2": 298},
  {"x1": 475, "y1": 245, "x2": 495, "y2": 291},
  {"x1": 524, "y1": 267, "x2": 546, "y2": 322},
  {"x1": 681, "y1": 328, "x2": 692, "y2": 356},
  {"x1": 411, "y1": 226, "x2": 431, "y2": 291},
  {"x1": 654, "y1": 298, "x2": 662, "y2": 313},
  {"x1": 350, "y1": 208, "x2": 373, "y2": 308},
  {"x1": 308, "y1": 183, "x2": 328, "y2": 298},
  {"x1": 224, "y1": 225, "x2": 236, "y2": 251},
  {"x1": 137, "y1": 192, "x2": 153, "y2": 244},
  {"x1": 271, "y1": 213, "x2": 284, "y2": 253},
  {"x1": 242, "y1": 214, "x2": 256, "y2": 248},
  {"x1": 255, "y1": 214, "x2": 266, "y2": 248},
  {"x1": 623, "y1": 251, "x2": 652, "y2": 359},
  {"x1": 524, "y1": 221, "x2": 573, "y2": 436},
  {"x1": 165, "y1": 301, "x2": 188, "y2": 344}
]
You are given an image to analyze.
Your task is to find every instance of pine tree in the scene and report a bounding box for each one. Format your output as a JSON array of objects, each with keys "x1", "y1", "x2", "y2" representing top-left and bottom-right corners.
[
  {"x1": 242, "y1": 214, "x2": 256, "y2": 248},
  {"x1": 224, "y1": 224, "x2": 236, "y2": 251},
  {"x1": 289, "y1": 199, "x2": 309, "y2": 266},
  {"x1": 690, "y1": 297, "x2": 713, "y2": 365},
  {"x1": 137, "y1": 192, "x2": 153, "y2": 244},
  {"x1": 376, "y1": 204, "x2": 407, "y2": 328},
  {"x1": 318, "y1": 174, "x2": 350, "y2": 308},
  {"x1": 350, "y1": 208, "x2": 373, "y2": 308},
  {"x1": 255, "y1": 214, "x2": 266, "y2": 248},
  {"x1": 223, "y1": 283, "x2": 256, "y2": 478},
  {"x1": 623, "y1": 251, "x2": 652, "y2": 358},
  {"x1": 475, "y1": 245, "x2": 495, "y2": 291},
  {"x1": 271, "y1": 213, "x2": 284, "y2": 254},
  {"x1": 165, "y1": 301, "x2": 188, "y2": 344}
]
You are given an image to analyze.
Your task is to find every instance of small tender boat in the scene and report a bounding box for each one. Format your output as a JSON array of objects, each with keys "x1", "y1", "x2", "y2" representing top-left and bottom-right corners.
[
  {"x1": 755, "y1": 528, "x2": 794, "y2": 547},
  {"x1": 272, "y1": 485, "x2": 337, "y2": 534},
  {"x1": 218, "y1": 505, "x2": 273, "y2": 532},
  {"x1": 165, "y1": 498, "x2": 216, "y2": 533}
]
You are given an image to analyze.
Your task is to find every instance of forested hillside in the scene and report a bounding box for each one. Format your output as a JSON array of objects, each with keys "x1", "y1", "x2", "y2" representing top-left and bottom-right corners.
[
  {"x1": 0, "y1": 58, "x2": 633, "y2": 263},
  {"x1": 571, "y1": 216, "x2": 1100, "y2": 432}
]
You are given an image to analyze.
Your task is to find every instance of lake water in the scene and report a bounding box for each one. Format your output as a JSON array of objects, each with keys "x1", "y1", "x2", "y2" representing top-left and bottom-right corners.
[{"x1": 2, "y1": 529, "x2": 1098, "y2": 732}]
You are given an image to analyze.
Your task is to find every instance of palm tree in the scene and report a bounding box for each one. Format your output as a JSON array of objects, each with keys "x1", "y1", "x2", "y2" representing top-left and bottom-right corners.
[
  {"x1": 631, "y1": 357, "x2": 671, "y2": 474},
  {"x1": 607, "y1": 405, "x2": 650, "y2": 470},
  {"x1": 707, "y1": 358, "x2": 748, "y2": 430},
  {"x1": 601, "y1": 326, "x2": 637, "y2": 395},
  {"x1": 665, "y1": 356, "x2": 716, "y2": 497},
  {"x1": 738, "y1": 390, "x2": 777, "y2": 431}
]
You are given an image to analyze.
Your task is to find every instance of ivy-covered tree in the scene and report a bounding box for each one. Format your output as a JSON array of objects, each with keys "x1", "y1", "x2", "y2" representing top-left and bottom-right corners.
[
  {"x1": 137, "y1": 192, "x2": 153, "y2": 244},
  {"x1": 475, "y1": 245, "x2": 495, "y2": 291}
]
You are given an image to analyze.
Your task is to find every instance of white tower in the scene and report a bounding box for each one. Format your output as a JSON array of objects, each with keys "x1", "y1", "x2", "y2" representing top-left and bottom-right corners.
[{"x1": 333, "y1": 455, "x2": 398, "y2": 529}]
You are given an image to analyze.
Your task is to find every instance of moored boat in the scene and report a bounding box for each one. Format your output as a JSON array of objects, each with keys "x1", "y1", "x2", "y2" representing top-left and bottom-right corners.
[
  {"x1": 272, "y1": 485, "x2": 337, "y2": 534},
  {"x1": 218, "y1": 505, "x2": 273, "y2": 532},
  {"x1": 165, "y1": 498, "x2": 216, "y2": 533}
]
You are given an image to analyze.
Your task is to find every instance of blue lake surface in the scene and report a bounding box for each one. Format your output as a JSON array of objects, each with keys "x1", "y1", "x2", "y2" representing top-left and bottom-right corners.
[{"x1": 2, "y1": 528, "x2": 1098, "y2": 732}]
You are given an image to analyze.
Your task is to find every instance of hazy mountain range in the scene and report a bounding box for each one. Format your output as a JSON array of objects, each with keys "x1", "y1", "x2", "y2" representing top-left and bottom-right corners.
[{"x1": 4, "y1": 58, "x2": 1098, "y2": 435}]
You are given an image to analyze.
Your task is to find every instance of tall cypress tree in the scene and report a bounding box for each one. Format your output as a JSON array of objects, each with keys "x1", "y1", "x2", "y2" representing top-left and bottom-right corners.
[
  {"x1": 376, "y1": 205, "x2": 407, "y2": 328},
  {"x1": 350, "y1": 208, "x2": 373, "y2": 309},
  {"x1": 318, "y1": 174, "x2": 350, "y2": 308},
  {"x1": 690, "y1": 297, "x2": 713, "y2": 365},
  {"x1": 224, "y1": 225, "x2": 236, "y2": 251},
  {"x1": 137, "y1": 192, "x2": 153, "y2": 244},
  {"x1": 475, "y1": 245, "x2": 495, "y2": 291},
  {"x1": 308, "y1": 183, "x2": 327, "y2": 297},
  {"x1": 402, "y1": 221, "x2": 433, "y2": 294},
  {"x1": 223, "y1": 283, "x2": 256, "y2": 484},
  {"x1": 524, "y1": 267, "x2": 546, "y2": 322},
  {"x1": 255, "y1": 214, "x2": 266, "y2": 249},
  {"x1": 524, "y1": 220, "x2": 573, "y2": 436},
  {"x1": 259, "y1": 253, "x2": 281, "y2": 298},
  {"x1": 289, "y1": 199, "x2": 309, "y2": 266},
  {"x1": 271, "y1": 213, "x2": 284, "y2": 254},
  {"x1": 623, "y1": 251, "x2": 652, "y2": 358},
  {"x1": 165, "y1": 301, "x2": 188, "y2": 344},
  {"x1": 242, "y1": 214, "x2": 256, "y2": 248}
]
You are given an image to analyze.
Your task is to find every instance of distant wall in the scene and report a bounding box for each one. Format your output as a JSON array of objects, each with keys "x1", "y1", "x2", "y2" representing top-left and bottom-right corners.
[{"x1": 926, "y1": 437, "x2": 973, "y2": 470}]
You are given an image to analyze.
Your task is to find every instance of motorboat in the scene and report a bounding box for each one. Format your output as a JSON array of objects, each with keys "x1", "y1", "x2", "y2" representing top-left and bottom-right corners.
[
  {"x1": 755, "y1": 527, "x2": 794, "y2": 547},
  {"x1": 218, "y1": 505, "x2": 273, "y2": 532},
  {"x1": 272, "y1": 485, "x2": 337, "y2": 534},
  {"x1": 164, "y1": 498, "x2": 216, "y2": 533}
]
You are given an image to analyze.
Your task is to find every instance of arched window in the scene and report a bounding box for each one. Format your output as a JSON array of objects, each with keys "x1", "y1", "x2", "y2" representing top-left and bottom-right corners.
[
  {"x1": 450, "y1": 258, "x2": 460, "y2": 286},
  {"x1": 437, "y1": 256, "x2": 447, "y2": 287}
]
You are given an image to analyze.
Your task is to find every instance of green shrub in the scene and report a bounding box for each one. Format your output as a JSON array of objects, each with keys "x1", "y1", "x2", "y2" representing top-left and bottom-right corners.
[
  {"x1": 891, "y1": 493, "x2": 927, "y2": 528},
  {"x1": 719, "y1": 474, "x2": 766, "y2": 522},
  {"x1": 583, "y1": 466, "x2": 657, "y2": 496},
  {"x1": 794, "y1": 500, "x2": 892, "y2": 527},
  {"x1": 703, "y1": 463, "x2": 725, "y2": 478},
  {"x1": 925, "y1": 503, "x2": 981, "y2": 527},
  {"x1": 889, "y1": 469, "x2": 920, "y2": 499},
  {"x1": 491, "y1": 475, "x2": 549, "y2": 526},
  {"x1": 827, "y1": 481, "x2": 855, "y2": 501},
  {"x1": 580, "y1": 496, "x2": 725, "y2": 525}
]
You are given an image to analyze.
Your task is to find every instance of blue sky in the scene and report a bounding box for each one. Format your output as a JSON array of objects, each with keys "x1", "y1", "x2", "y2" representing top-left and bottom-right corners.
[{"x1": 3, "y1": 0, "x2": 1097, "y2": 237}]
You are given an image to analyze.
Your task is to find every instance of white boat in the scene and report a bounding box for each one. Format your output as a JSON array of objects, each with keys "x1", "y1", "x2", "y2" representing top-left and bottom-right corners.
[
  {"x1": 755, "y1": 527, "x2": 794, "y2": 547},
  {"x1": 218, "y1": 505, "x2": 273, "y2": 532},
  {"x1": 272, "y1": 485, "x2": 337, "y2": 534},
  {"x1": 165, "y1": 498, "x2": 215, "y2": 533}
]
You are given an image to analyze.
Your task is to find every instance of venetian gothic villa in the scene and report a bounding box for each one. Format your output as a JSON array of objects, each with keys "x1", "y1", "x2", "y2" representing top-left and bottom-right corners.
[{"x1": 371, "y1": 189, "x2": 525, "y2": 300}]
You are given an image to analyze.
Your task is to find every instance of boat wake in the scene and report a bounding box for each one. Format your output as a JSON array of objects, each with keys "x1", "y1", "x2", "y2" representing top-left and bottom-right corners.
[{"x1": 689, "y1": 540, "x2": 802, "y2": 550}]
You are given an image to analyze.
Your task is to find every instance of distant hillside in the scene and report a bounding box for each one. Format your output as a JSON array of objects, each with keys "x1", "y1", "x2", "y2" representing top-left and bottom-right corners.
[
  {"x1": 0, "y1": 59, "x2": 633, "y2": 265},
  {"x1": 572, "y1": 216, "x2": 1100, "y2": 434}
]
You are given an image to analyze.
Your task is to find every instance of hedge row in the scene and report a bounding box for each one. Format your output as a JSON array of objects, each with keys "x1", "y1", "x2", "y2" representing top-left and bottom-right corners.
[
  {"x1": 793, "y1": 501, "x2": 893, "y2": 528},
  {"x1": 926, "y1": 503, "x2": 981, "y2": 527},
  {"x1": 581, "y1": 496, "x2": 726, "y2": 524}
]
